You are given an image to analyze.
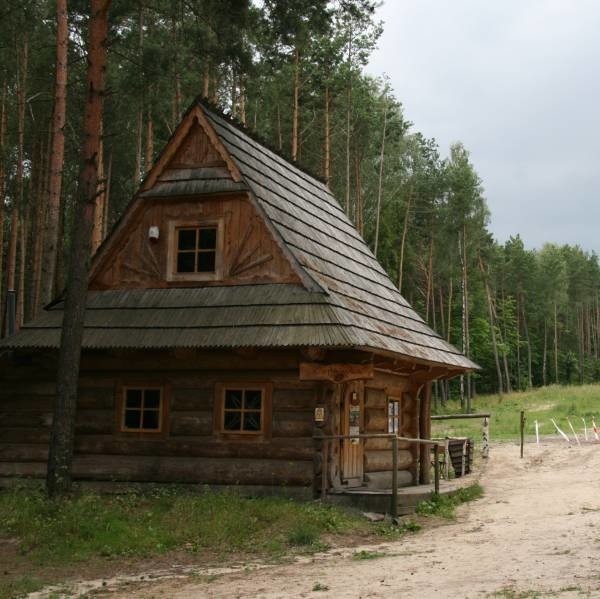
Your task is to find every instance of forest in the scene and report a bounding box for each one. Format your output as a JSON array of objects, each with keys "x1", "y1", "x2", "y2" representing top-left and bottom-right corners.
[{"x1": 1, "y1": 0, "x2": 599, "y2": 403}]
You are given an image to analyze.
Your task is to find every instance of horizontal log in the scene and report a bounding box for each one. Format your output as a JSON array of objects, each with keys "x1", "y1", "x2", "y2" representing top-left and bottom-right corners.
[
  {"x1": 272, "y1": 388, "x2": 316, "y2": 411},
  {"x1": 78, "y1": 387, "x2": 115, "y2": 410},
  {"x1": 364, "y1": 388, "x2": 386, "y2": 409},
  {"x1": 0, "y1": 456, "x2": 314, "y2": 486},
  {"x1": 76, "y1": 410, "x2": 115, "y2": 435},
  {"x1": 171, "y1": 387, "x2": 214, "y2": 411},
  {"x1": 0, "y1": 382, "x2": 55, "y2": 395},
  {"x1": 363, "y1": 437, "x2": 411, "y2": 452},
  {"x1": 365, "y1": 409, "x2": 386, "y2": 432},
  {"x1": 364, "y1": 470, "x2": 413, "y2": 489},
  {"x1": 0, "y1": 437, "x2": 316, "y2": 462},
  {"x1": 0, "y1": 411, "x2": 52, "y2": 429},
  {"x1": 370, "y1": 371, "x2": 409, "y2": 394},
  {"x1": 169, "y1": 411, "x2": 213, "y2": 436},
  {"x1": 272, "y1": 412, "x2": 313, "y2": 438},
  {"x1": 0, "y1": 396, "x2": 54, "y2": 412},
  {"x1": 364, "y1": 449, "x2": 413, "y2": 472},
  {"x1": 0, "y1": 428, "x2": 51, "y2": 444}
]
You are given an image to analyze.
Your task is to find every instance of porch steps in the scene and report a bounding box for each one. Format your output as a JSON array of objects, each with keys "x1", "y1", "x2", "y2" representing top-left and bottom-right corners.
[{"x1": 325, "y1": 475, "x2": 477, "y2": 516}]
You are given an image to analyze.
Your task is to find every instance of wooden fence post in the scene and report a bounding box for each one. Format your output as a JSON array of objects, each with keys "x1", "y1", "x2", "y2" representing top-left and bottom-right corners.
[
  {"x1": 391, "y1": 435, "x2": 398, "y2": 519},
  {"x1": 433, "y1": 443, "x2": 440, "y2": 495},
  {"x1": 520, "y1": 410, "x2": 525, "y2": 458}
]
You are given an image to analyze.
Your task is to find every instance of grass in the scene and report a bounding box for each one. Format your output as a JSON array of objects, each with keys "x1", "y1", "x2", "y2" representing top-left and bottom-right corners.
[
  {"x1": 0, "y1": 487, "x2": 415, "y2": 568},
  {"x1": 432, "y1": 384, "x2": 600, "y2": 440},
  {"x1": 416, "y1": 483, "x2": 484, "y2": 519},
  {"x1": 352, "y1": 549, "x2": 386, "y2": 560}
]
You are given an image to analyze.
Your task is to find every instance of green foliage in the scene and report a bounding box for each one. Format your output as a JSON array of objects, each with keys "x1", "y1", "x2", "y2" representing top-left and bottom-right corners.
[
  {"x1": 352, "y1": 549, "x2": 386, "y2": 560},
  {"x1": 433, "y1": 384, "x2": 600, "y2": 440},
  {"x1": 415, "y1": 484, "x2": 484, "y2": 519},
  {"x1": 0, "y1": 488, "x2": 398, "y2": 566}
]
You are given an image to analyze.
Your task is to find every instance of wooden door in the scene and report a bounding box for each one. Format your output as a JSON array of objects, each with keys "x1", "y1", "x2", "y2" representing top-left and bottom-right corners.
[{"x1": 341, "y1": 382, "x2": 364, "y2": 486}]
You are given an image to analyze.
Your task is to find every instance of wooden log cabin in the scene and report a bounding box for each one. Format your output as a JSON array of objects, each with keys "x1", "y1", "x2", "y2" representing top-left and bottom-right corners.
[{"x1": 0, "y1": 99, "x2": 477, "y2": 497}]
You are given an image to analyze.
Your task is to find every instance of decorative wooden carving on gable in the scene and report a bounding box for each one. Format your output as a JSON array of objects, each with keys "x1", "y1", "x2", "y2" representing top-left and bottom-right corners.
[
  {"x1": 89, "y1": 196, "x2": 301, "y2": 290},
  {"x1": 168, "y1": 121, "x2": 225, "y2": 170}
]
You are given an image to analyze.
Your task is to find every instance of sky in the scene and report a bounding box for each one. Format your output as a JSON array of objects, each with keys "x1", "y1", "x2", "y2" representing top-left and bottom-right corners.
[{"x1": 366, "y1": 0, "x2": 600, "y2": 255}]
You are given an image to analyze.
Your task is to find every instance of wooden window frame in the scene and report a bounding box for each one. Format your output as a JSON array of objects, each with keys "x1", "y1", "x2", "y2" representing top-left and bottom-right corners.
[
  {"x1": 166, "y1": 218, "x2": 224, "y2": 282},
  {"x1": 214, "y1": 382, "x2": 272, "y2": 440},
  {"x1": 387, "y1": 397, "x2": 401, "y2": 435},
  {"x1": 116, "y1": 383, "x2": 170, "y2": 437}
]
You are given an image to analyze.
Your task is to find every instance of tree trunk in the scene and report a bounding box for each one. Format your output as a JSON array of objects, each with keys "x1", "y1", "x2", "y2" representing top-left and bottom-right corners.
[
  {"x1": 542, "y1": 319, "x2": 548, "y2": 386},
  {"x1": 521, "y1": 300, "x2": 533, "y2": 388},
  {"x1": 40, "y1": 0, "x2": 68, "y2": 308},
  {"x1": 354, "y1": 153, "x2": 363, "y2": 234},
  {"x1": 5, "y1": 35, "x2": 28, "y2": 336},
  {"x1": 554, "y1": 301, "x2": 559, "y2": 384},
  {"x1": 373, "y1": 100, "x2": 387, "y2": 258},
  {"x1": 91, "y1": 121, "x2": 105, "y2": 253},
  {"x1": 479, "y1": 252, "x2": 503, "y2": 395},
  {"x1": 323, "y1": 84, "x2": 330, "y2": 185},
  {"x1": 0, "y1": 81, "x2": 7, "y2": 332},
  {"x1": 397, "y1": 190, "x2": 412, "y2": 293},
  {"x1": 202, "y1": 61, "x2": 210, "y2": 98},
  {"x1": 46, "y1": 0, "x2": 111, "y2": 498},
  {"x1": 291, "y1": 47, "x2": 300, "y2": 162},
  {"x1": 145, "y1": 105, "x2": 153, "y2": 173},
  {"x1": 238, "y1": 76, "x2": 246, "y2": 125}
]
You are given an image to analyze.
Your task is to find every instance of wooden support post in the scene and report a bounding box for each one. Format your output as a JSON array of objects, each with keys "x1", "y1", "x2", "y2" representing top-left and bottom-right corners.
[
  {"x1": 461, "y1": 439, "x2": 467, "y2": 476},
  {"x1": 482, "y1": 416, "x2": 490, "y2": 459},
  {"x1": 391, "y1": 435, "x2": 398, "y2": 519},
  {"x1": 520, "y1": 410, "x2": 525, "y2": 459},
  {"x1": 321, "y1": 439, "x2": 328, "y2": 499},
  {"x1": 433, "y1": 443, "x2": 440, "y2": 495}
]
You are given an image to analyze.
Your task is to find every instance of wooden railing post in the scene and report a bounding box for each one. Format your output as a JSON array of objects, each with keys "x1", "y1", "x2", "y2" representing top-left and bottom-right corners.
[
  {"x1": 321, "y1": 439, "x2": 328, "y2": 499},
  {"x1": 433, "y1": 443, "x2": 440, "y2": 495},
  {"x1": 391, "y1": 435, "x2": 398, "y2": 519}
]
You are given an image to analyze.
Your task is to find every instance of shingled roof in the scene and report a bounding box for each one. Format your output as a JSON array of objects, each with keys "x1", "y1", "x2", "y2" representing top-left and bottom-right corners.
[{"x1": 1, "y1": 99, "x2": 478, "y2": 371}]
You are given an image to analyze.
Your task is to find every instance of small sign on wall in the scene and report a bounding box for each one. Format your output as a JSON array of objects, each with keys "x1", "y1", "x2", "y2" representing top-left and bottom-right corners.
[{"x1": 314, "y1": 407, "x2": 325, "y2": 422}]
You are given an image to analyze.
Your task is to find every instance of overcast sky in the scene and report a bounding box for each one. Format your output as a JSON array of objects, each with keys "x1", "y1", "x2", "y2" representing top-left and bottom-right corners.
[{"x1": 366, "y1": 0, "x2": 600, "y2": 255}]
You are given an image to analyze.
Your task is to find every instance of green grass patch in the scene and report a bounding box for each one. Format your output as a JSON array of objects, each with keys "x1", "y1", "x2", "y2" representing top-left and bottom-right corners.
[
  {"x1": 352, "y1": 549, "x2": 386, "y2": 560},
  {"x1": 0, "y1": 575, "x2": 46, "y2": 599},
  {"x1": 0, "y1": 486, "x2": 413, "y2": 569},
  {"x1": 432, "y1": 384, "x2": 600, "y2": 440},
  {"x1": 416, "y1": 483, "x2": 484, "y2": 519}
]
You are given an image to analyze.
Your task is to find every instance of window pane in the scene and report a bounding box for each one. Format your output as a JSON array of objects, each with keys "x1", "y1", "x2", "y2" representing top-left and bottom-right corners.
[
  {"x1": 177, "y1": 252, "x2": 195, "y2": 273},
  {"x1": 225, "y1": 390, "x2": 243, "y2": 409},
  {"x1": 198, "y1": 227, "x2": 217, "y2": 250},
  {"x1": 144, "y1": 389, "x2": 161, "y2": 409},
  {"x1": 197, "y1": 251, "x2": 216, "y2": 273},
  {"x1": 178, "y1": 229, "x2": 197, "y2": 251},
  {"x1": 124, "y1": 409, "x2": 141, "y2": 429},
  {"x1": 126, "y1": 389, "x2": 142, "y2": 409},
  {"x1": 224, "y1": 411, "x2": 241, "y2": 430},
  {"x1": 142, "y1": 410, "x2": 160, "y2": 430},
  {"x1": 243, "y1": 412, "x2": 261, "y2": 432},
  {"x1": 244, "y1": 390, "x2": 262, "y2": 410}
]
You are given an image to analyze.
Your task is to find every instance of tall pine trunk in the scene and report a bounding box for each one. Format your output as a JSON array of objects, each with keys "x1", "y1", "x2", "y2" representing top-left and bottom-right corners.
[
  {"x1": 397, "y1": 190, "x2": 412, "y2": 293},
  {"x1": 0, "y1": 81, "x2": 7, "y2": 332},
  {"x1": 47, "y1": 0, "x2": 111, "y2": 497},
  {"x1": 41, "y1": 0, "x2": 68, "y2": 308},
  {"x1": 373, "y1": 100, "x2": 387, "y2": 257},
  {"x1": 291, "y1": 47, "x2": 299, "y2": 162},
  {"x1": 323, "y1": 84, "x2": 330, "y2": 185}
]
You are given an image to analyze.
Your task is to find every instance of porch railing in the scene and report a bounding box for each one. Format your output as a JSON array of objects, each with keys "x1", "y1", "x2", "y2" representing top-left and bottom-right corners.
[{"x1": 313, "y1": 433, "x2": 443, "y2": 519}]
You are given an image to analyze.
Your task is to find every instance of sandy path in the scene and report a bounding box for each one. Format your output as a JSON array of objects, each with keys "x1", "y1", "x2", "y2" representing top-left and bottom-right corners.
[{"x1": 59, "y1": 441, "x2": 600, "y2": 598}]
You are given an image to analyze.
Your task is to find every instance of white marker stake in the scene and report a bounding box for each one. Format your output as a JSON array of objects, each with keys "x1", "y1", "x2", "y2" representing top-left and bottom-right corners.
[
  {"x1": 551, "y1": 418, "x2": 570, "y2": 444},
  {"x1": 581, "y1": 417, "x2": 588, "y2": 442},
  {"x1": 593, "y1": 418, "x2": 600, "y2": 441},
  {"x1": 535, "y1": 420, "x2": 540, "y2": 446},
  {"x1": 567, "y1": 418, "x2": 581, "y2": 446}
]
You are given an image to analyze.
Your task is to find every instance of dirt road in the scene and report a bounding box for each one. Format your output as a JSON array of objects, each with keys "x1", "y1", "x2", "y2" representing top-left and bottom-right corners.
[{"x1": 51, "y1": 441, "x2": 600, "y2": 598}]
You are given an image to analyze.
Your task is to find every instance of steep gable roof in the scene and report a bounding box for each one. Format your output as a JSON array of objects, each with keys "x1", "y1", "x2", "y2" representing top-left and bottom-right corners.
[{"x1": 1, "y1": 99, "x2": 478, "y2": 371}]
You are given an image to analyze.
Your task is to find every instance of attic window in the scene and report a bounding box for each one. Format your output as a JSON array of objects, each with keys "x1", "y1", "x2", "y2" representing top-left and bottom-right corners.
[
  {"x1": 176, "y1": 226, "x2": 217, "y2": 273},
  {"x1": 167, "y1": 219, "x2": 223, "y2": 282}
]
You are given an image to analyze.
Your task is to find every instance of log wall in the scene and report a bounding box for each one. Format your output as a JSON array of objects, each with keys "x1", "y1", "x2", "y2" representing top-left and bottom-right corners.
[{"x1": 0, "y1": 354, "x2": 318, "y2": 489}]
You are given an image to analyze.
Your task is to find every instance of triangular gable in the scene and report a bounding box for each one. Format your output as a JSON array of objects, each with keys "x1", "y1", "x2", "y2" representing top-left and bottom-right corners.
[{"x1": 89, "y1": 104, "x2": 320, "y2": 292}]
